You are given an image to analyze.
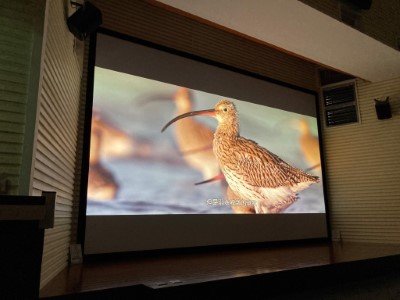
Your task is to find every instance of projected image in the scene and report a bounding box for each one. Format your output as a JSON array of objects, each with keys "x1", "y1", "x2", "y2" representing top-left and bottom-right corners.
[{"x1": 87, "y1": 67, "x2": 325, "y2": 215}]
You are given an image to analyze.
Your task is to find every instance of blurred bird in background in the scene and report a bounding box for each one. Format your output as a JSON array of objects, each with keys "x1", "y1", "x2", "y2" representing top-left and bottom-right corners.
[
  {"x1": 296, "y1": 118, "x2": 321, "y2": 173},
  {"x1": 87, "y1": 126, "x2": 119, "y2": 201},
  {"x1": 140, "y1": 87, "x2": 221, "y2": 180},
  {"x1": 91, "y1": 110, "x2": 151, "y2": 160}
]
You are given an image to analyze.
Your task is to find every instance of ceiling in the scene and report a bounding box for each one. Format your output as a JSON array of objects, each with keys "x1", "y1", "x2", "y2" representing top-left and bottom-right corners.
[{"x1": 154, "y1": 0, "x2": 400, "y2": 82}]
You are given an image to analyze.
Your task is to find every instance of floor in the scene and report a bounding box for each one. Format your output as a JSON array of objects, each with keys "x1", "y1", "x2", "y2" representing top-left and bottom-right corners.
[{"x1": 40, "y1": 240, "x2": 400, "y2": 298}]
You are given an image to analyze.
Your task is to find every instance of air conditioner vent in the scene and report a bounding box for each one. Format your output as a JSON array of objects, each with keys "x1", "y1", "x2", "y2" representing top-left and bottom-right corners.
[
  {"x1": 323, "y1": 85, "x2": 355, "y2": 106},
  {"x1": 326, "y1": 105, "x2": 358, "y2": 126},
  {"x1": 322, "y1": 81, "x2": 359, "y2": 127}
]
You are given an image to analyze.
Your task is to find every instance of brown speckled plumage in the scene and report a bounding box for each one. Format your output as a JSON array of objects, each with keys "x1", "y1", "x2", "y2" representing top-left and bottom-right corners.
[
  {"x1": 213, "y1": 100, "x2": 319, "y2": 213},
  {"x1": 226, "y1": 186, "x2": 256, "y2": 214}
]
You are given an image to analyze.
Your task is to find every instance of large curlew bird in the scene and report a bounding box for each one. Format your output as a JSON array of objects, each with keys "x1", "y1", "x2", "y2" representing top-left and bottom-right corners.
[{"x1": 162, "y1": 100, "x2": 319, "y2": 213}]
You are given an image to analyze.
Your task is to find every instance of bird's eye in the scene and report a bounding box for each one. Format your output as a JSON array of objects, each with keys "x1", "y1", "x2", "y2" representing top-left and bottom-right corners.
[{"x1": 223, "y1": 107, "x2": 228, "y2": 112}]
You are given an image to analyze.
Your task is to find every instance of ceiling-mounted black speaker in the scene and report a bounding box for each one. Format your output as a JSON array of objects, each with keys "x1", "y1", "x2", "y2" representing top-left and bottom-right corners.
[
  {"x1": 352, "y1": 0, "x2": 372, "y2": 9},
  {"x1": 375, "y1": 97, "x2": 392, "y2": 120},
  {"x1": 67, "y1": 1, "x2": 102, "y2": 41},
  {"x1": 340, "y1": 0, "x2": 372, "y2": 10}
]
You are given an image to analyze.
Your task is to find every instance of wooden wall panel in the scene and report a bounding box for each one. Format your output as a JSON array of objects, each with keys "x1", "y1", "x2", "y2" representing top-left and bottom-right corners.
[
  {"x1": 320, "y1": 77, "x2": 400, "y2": 243},
  {"x1": 31, "y1": 0, "x2": 83, "y2": 288},
  {"x1": 0, "y1": 0, "x2": 35, "y2": 194},
  {"x1": 91, "y1": 0, "x2": 319, "y2": 91}
]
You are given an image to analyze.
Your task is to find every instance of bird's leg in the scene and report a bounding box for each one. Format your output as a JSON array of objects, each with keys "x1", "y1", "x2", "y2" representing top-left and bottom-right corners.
[
  {"x1": 195, "y1": 173, "x2": 225, "y2": 185},
  {"x1": 305, "y1": 163, "x2": 321, "y2": 172},
  {"x1": 254, "y1": 201, "x2": 271, "y2": 214}
]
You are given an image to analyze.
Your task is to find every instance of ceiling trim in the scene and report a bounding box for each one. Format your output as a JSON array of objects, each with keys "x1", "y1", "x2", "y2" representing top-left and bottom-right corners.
[{"x1": 153, "y1": 0, "x2": 400, "y2": 82}]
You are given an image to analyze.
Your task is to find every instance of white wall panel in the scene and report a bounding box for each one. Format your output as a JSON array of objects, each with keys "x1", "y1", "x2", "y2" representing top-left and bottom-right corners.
[
  {"x1": 321, "y1": 77, "x2": 400, "y2": 243},
  {"x1": 30, "y1": 0, "x2": 84, "y2": 288}
]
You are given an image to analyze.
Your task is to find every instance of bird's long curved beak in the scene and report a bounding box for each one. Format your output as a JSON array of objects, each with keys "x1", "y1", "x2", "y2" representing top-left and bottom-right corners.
[{"x1": 161, "y1": 109, "x2": 216, "y2": 132}]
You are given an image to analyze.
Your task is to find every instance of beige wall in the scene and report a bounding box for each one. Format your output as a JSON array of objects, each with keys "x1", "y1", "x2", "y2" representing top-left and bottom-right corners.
[
  {"x1": 0, "y1": 0, "x2": 81, "y2": 288},
  {"x1": 300, "y1": 0, "x2": 400, "y2": 243},
  {"x1": 321, "y1": 77, "x2": 400, "y2": 243},
  {"x1": 0, "y1": 0, "x2": 44, "y2": 195},
  {"x1": 29, "y1": 0, "x2": 84, "y2": 288}
]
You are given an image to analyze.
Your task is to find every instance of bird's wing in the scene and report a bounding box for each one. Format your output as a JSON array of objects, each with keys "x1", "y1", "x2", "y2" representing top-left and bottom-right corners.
[{"x1": 228, "y1": 137, "x2": 318, "y2": 189}]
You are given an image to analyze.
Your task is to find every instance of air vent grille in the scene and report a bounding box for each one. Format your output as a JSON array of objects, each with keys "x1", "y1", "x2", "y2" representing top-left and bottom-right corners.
[
  {"x1": 322, "y1": 82, "x2": 358, "y2": 127},
  {"x1": 326, "y1": 105, "x2": 358, "y2": 126},
  {"x1": 323, "y1": 85, "x2": 355, "y2": 106}
]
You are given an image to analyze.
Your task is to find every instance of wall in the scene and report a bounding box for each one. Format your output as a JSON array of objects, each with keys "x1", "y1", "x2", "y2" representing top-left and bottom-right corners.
[
  {"x1": 0, "y1": 0, "x2": 43, "y2": 195},
  {"x1": 321, "y1": 78, "x2": 400, "y2": 243},
  {"x1": 1, "y1": 0, "x2": 84, "y2": 288},
  {"x1": 90, "y1": 0, "x2": 319, "y2": 91},
  {"x1": 30, "y1": 0, "x2": 84, "y2": 288},
  {"x1": 297, "y1": 0, "x2": 400, "y2": 243}
]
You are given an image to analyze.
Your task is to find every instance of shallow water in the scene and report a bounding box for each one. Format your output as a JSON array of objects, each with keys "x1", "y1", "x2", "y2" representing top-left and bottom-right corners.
[
  {"x1": 87, "y1": 158, "x2": 231, "y2": 215},
  {"x1": 87, "y1": 157, "x2": 325, "y2": 215}
]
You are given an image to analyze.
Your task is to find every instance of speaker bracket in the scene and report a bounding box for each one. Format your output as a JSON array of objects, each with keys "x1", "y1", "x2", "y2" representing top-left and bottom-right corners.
[
  {"x1": 67, "y1": 1, "x2": 102, "y2": 41},
  {"x1": 70, "y1": 1, "x2": 83, "y2": 8}
]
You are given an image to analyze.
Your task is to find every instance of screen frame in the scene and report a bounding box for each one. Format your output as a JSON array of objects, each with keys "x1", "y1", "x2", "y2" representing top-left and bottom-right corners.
[{"x1": 77, "y1": 28, "x2": 331, "y2": 254}]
